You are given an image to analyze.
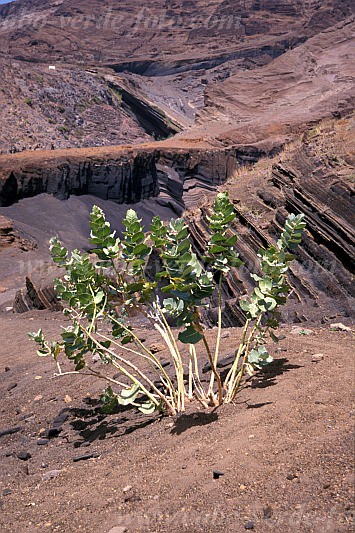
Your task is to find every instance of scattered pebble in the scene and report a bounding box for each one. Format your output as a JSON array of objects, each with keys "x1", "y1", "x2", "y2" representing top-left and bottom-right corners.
[
  {"x1": 80, "y1": 441, "x2": 91, "y2": 448},
  {"x1": 45, "y1": 427, "x2": 62, "y2": 439},
  {"x1": 122, "y1": 485, "x2": 132, "y2": 493},
  {"x1": 108, "y1": 527, "x2": 127, "y2": 533},
  {"x1": 5, "y1": 367, "x2": 10, "y2": 372},
  {"x1": 150, "y1": 343, "x2": 164, "y2": 354},
  {"x1": 7, "y1": 383, "x2": 17, "y2": 391},
  {"x1": 213, "y1": 470, "x2": 225, "y2": 480},
  {"x1": 17, "y1": 451, "x2": 31, "y2": 461},
  {"x1": 330, "y1": 323, "x2": 352, "y2": 332},
  {"x1": 37, "y1": 438, "x2": 49, "y2": 446},
  {"x1": 263, "y1": 506, "x2": 273, "y2": 519},
  {"x1": 286, "y1": 473, "x2": 298, "y2": 481},
  {"x1": 311, "y1": 354, "x2": 324, "y2": 362},
  {"x1": 64, "y1": 395, "x2": 72, "y2": 404},
  {"x1": 43, "y1": 470, "x2": 62, "y2": 481},
  {"x1": 291, "y1": 328, "x2": 314, "y2": 335},
  {"x1": 53, "y1": 412, "x2": 69, "y2": 426},
  {"x1": 2, "y1": 488, "x2": 11, "y2": 496},
  {"x1": 239, "y1": 484, "x2": 247, "y2": 491},
  {"x1": 244, "y1": 521, "x2": 255, "y2": 530},
  {"x1": 73, "y1": 452, "x2": 100, "y2": 462},
  {"x1": 33, "y1": 395, "x2": 43, "y2": 402},
  {"x1": 221, "y1": 330, "x2": 230, "y2": 339}
]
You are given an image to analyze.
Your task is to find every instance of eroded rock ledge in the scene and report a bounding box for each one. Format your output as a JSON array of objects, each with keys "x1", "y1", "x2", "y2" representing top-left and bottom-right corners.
[{"x1": 0, "y1": 143, "x2": 258, "y2": 214}]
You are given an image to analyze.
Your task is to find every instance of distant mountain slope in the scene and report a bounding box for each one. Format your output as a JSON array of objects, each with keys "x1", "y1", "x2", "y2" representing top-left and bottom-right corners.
[{"x1": 0, "y1": 0, "x2": 353, "y2": 152}]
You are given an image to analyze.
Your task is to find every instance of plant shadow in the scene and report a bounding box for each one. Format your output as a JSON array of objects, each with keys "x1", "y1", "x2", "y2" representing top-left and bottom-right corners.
[
  {"x1": 171, "y1": 411, "x2": 219, "y2": 435},
  {"x1": 249, "y1": 358, "x2": 303, "y2": 389},
  {"x1": 68, "y1": 402, "x2": 157, "y2": 444}
]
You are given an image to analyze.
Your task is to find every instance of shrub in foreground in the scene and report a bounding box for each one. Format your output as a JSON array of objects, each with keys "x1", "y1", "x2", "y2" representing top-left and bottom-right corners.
[{"x1": 30, "y1": 193, "x2": 306, "y2": 416}]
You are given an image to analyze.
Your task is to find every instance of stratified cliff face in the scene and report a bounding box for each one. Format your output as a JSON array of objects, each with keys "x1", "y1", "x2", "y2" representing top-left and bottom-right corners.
[
  {"x1": 186, "y1": 117, "x2": 355, "y2": 325},
  {"x1": 0, "y1": 143, "x2": 245, "y2": 210}
]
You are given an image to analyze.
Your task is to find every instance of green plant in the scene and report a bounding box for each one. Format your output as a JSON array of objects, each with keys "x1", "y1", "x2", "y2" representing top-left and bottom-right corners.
[
  {"x1": 58, "y1": 125, "x2": 70, "y2": 134},
  {"x1": 29, "y1": 193, "x2": 306, "y2": 416}
]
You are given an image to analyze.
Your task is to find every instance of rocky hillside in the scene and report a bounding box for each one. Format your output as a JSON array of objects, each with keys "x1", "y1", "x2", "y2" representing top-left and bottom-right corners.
[{"x1": 0, "y1": 0, "x2": 353, "y2": 152}]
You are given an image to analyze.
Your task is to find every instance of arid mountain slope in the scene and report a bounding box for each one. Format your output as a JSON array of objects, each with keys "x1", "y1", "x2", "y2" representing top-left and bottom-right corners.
[
  {"x1": 192, "y1": 18, "x2": 355, "y2": 148},
  {"x1": 1, "y1": 0, "x2": 352, "y2": 64},
  {"x1": 0, "y1": 0, "x2": 353, "y2": 152}
]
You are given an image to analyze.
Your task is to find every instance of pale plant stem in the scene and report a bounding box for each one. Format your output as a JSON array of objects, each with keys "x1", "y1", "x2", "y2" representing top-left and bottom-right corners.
[
  {"x1": 96, "y1": 330, "x2": 177, "y2": 410},
  {"x1": 208, "y1": 276, "x2": 223, "y2": 395},
  {"x1": 54, "y1": 367, "x2": 130, "y2": 390},
  {"x1": 189, "y1": 343, "x2": 207, "y2": 400},
  {"x1": 224, "y1": 319, "x2": 250, "y2": 391},
  {"x1": 227, "y1": 314, "x2": 262, "y2": 402},
  {"x1": 81, "y1": 325, "x2": 176, "y2": 415},
  {"x1": 155, "y1": 302, "x2": 185, "y2": 411},
  {"x1": 108, "y1": 314, "x2": 176, "y2": 400},
  {"x1": 195, "y1": 314, "x2": 223, "y2": 405},
  {"x1": 154, "y1": 323, "x2": 184, "y2": 412},
  {"x1": 188, "y1": 359, "x2": 193, "y2": 399},
  {"x1": 194, "y1": 391, "x2": 210, "y2": 410}
]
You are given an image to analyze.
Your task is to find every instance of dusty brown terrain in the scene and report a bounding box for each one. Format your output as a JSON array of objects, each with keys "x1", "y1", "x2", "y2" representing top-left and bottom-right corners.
[{"x1": 0, "y1": 310, "x2": 354, "y2": 532}]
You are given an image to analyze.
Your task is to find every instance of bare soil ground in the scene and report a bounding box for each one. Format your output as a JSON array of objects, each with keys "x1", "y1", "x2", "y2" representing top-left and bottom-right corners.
[{"x1": 0, "y1": 310, "x2": 353, "y2": 532}]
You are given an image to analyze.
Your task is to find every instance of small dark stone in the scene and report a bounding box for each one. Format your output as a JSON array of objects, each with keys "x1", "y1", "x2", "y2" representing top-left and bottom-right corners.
[
  {"x1": 23, "y1": 413, "x2": 34, "y2": 420},
  {"x1": 181, "y1": 465, "x2": 187, "y2": 470},
  {"x1": 41, "y1": 463, "x2": 49, "y2": 469},
  {"x1": 17, "y1": 451, "x2": 31, "y2": 461},
  {"x1": 5, "y1": 367, "x2": 10, "y2": 372},
  {"x1": 73, "y1": 452, "x2": 99, "y2": 462},
  {"x1": 52, "y1": 412, "x2": 68, "y2": 426},
  {"x1": 5, "y1": 451, "x2": 14, "y2": 457},
  {"x1": 286, "y1": 473, "x2": 297, "y2": 481},
  {"x1": 2, "y1": 489, "x2": 11, "y2": 496},
  {"x1": 213, "y1": 470, "x2": 225, "y2": 480},
  {"x1": 43, "y1": 469, "x2": 62, "y2": 481},
  {"x1": 244, "y1": 521, "x2": 255, "y2": 530},
  {"x1": 45, "y1": 427, "x2": 61, "y2": 439},
  {"x1": 263, "y1": 506, "x2": 273, "y2": 519},
  {"x1": 217, "y1": 354, "x2": 235, "y2": 369},
  {"x1": 80, "y1": 441, "x2": 91, "y2": 448},
  {"x1": 37, "y1": 438, "x2": 49, "y2": 446},
  {"x1": 15, "y1": 407, "x2": 21, "y2": 415},
  {"x1": 160, "y1": 360, "x2": 171, "y2": 368},
  {"x1": 7, "y1": 383, "x2": 17, "y2": 391}
]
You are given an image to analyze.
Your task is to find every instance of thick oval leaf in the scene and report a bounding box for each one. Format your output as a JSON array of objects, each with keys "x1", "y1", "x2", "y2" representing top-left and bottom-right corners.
[{"x1": 178, "y1": 326, "x2": 204, "y2": 345}]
